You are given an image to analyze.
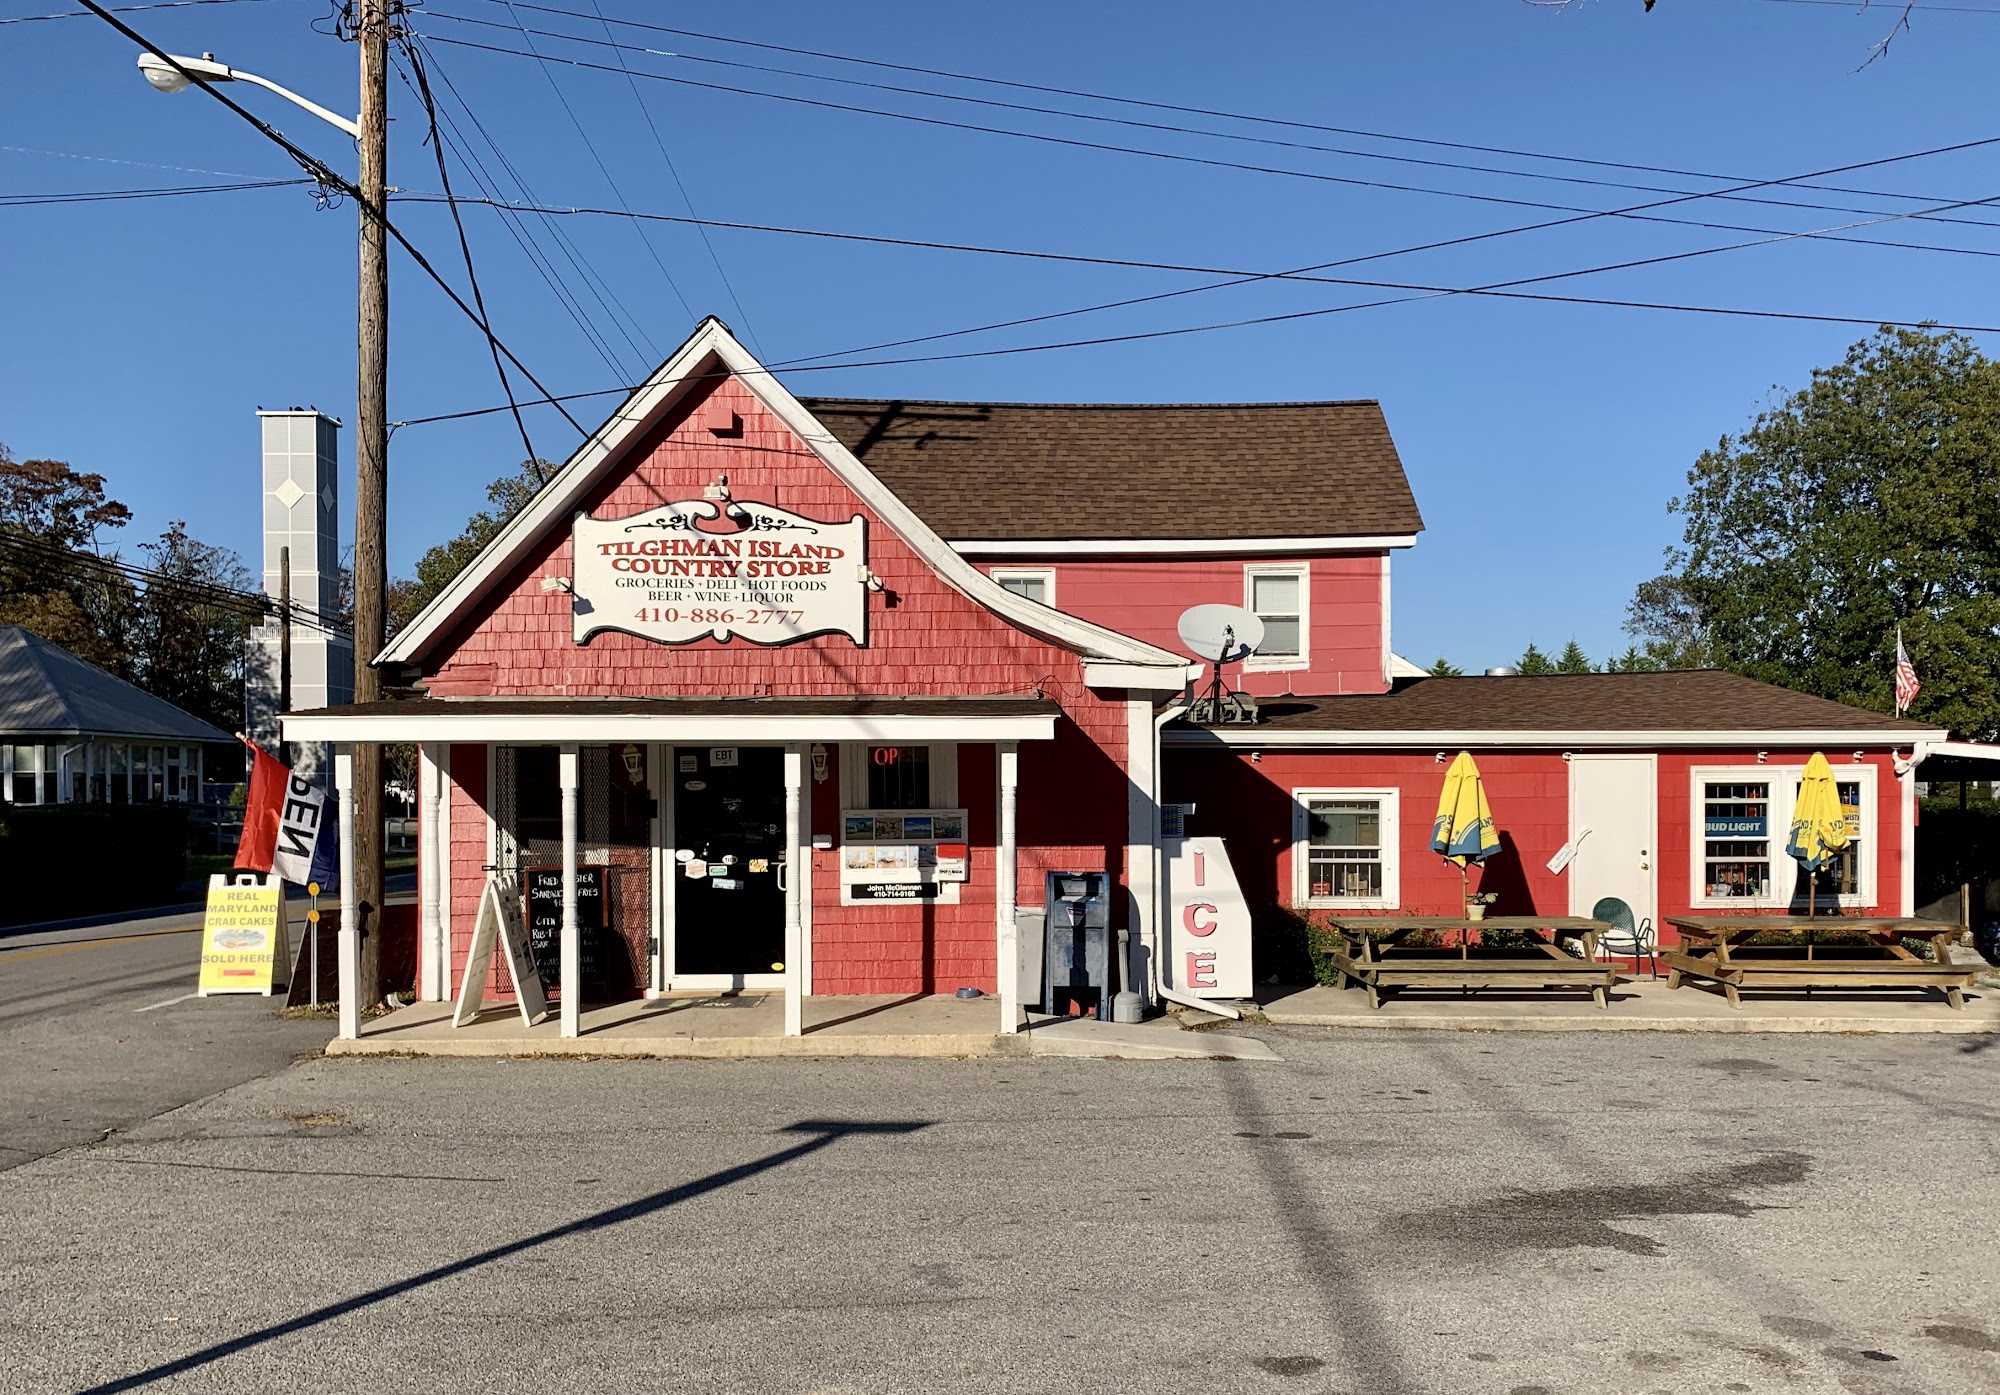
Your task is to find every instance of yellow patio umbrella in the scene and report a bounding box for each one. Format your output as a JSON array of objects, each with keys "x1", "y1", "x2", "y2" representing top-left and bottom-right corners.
[
  {"x1": 1432, "y1": 751, "x2": 1502, "y2": 912},
  {"x1": 1786, "y1": 752, "x2": 1851, "y2": 917}
]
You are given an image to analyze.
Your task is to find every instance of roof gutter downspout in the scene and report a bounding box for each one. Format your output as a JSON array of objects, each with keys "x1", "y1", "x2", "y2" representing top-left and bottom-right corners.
[{"x1": 1147, "y1": 699, "x2": 1243, "y2": 1022}]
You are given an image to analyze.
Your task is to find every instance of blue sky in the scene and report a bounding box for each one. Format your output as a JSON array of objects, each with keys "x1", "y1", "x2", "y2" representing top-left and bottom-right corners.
[{"x1": 4, "y1": 0, "x2": 1998, "y2": 670}]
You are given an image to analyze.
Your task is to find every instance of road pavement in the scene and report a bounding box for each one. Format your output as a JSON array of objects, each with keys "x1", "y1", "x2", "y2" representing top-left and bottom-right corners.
[
  {"x1": 0, "y1": 909, "x2": 333, "y2": 1171},
  {"x1": 1, "y1": 1027, "x2": 1996, "y2": 1393}
]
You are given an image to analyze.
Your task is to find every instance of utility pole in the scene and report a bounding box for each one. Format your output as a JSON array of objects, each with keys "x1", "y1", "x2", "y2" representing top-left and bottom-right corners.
[{"x1": 351, "y1": 0, "x2": 396, "y2": 1009}]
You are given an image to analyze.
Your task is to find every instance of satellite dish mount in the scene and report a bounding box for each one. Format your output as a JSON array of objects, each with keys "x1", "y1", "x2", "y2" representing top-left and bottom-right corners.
[{"x1": 1176, "y1": 604, "x2": 1264, "y2": 726}]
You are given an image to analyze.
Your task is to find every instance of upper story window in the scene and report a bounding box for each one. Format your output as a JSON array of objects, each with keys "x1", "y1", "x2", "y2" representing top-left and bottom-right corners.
[
  {"x1": 1246, "y1": 566, "x2": 1307, "y2": 669},
  {"x1": 991, "y1": 568, "x2": 1055, "y2": 606}
]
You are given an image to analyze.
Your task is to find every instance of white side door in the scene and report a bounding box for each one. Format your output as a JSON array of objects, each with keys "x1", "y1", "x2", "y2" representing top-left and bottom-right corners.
[{"x1": 1568, "y1": 754, "x2": 1657, "y2": 928}]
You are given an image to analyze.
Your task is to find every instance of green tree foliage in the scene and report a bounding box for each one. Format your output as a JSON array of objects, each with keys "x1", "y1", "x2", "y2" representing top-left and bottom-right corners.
[
  {"x1": 1604, "y1": 645, "x2": 1664, "y2": 673},
  {"x1": 389, "y1": 459, "x2": 551, "y2": 636},
  {"x1": 1427, "y1": 656, "x2": 1465, "y2": 677},
  {"x1": 1626, "y1": 328, "x2": 2000, "y2": 740},
  {"x1": 1516, "y1": 642, "x2": 1557, "y2": 676},
  {"x1": 0, "y1": 447, "x2": 136, "y2": 669},
  {"x1": 130, "y1": 521, "x2": 259, "y2": 733},
  {"x1": 1555, "y1": 640, "x2": 1592, "y2": 674}
]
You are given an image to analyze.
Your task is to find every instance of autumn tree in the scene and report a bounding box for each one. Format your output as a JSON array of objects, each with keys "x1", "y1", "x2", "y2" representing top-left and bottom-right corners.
[
  {"x1": 1626, "y1": 327, "x2": 2000, "y2": 740},
  {"x1": 389, "y1": 458, "x2": 551, "y2": 636},
  {"x1": 0, "y1": 448, "x2": 136, "y2": 668}
]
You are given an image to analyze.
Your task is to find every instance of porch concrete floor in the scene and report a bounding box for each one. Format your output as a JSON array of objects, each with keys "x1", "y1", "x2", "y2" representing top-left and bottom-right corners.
[
  {"x1": 1260, "y1": 974, "x2": 2000, "y2": 1033},
  {"x1": 326, "y1": 993, "x2": 1280, "y2": 1060}
]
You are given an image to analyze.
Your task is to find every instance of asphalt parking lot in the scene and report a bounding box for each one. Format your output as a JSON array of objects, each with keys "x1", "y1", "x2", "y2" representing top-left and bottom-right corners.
[{"x1": 2, "y1": 1027, "x2": 1996, "y2": 1393}]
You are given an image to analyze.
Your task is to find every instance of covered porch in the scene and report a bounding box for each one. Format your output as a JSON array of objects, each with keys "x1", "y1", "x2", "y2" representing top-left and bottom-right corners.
[{"x1": 282, "y1": 696, "x2": 1061, "y2": 1042}]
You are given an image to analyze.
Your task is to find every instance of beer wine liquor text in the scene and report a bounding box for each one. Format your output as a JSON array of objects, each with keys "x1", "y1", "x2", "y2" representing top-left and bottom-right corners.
[{"x1": 572, "y1": 501, "x2": 869, "y2": 646}]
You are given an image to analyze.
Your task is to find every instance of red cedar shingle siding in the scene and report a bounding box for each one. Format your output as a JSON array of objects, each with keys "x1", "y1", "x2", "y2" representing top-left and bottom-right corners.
[
  {"x1": 1235, "y1": 671, "x2": 1934, "y2": 735},
  {"x1": 796, "y1": 398, "x2": 1424, "y2": 541}
]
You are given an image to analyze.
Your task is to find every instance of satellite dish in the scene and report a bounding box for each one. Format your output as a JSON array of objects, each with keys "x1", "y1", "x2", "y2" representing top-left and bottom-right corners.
[{"x1": 1177, "y1": 604, "x2": 1264, "y2": 663}]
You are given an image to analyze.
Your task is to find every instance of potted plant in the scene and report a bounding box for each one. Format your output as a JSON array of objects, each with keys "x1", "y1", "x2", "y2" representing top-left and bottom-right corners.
[{"x1": 1465, "y1": 890, "x2": 1498, "y2": 921}]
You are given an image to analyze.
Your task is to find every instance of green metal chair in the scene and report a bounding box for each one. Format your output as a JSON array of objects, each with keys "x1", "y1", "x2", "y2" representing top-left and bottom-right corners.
[{"x1": 1591, "y1": 896, "x2": 1658, "y2": 980}]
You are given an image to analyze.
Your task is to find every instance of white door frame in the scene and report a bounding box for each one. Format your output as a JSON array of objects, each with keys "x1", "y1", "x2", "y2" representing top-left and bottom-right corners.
[
  {"x1": 653, "y1": 741, "x2": 794, "y2": 995},
  {"x1": 1567, "y1": 753, "x2": 1658, "y2": 924}
]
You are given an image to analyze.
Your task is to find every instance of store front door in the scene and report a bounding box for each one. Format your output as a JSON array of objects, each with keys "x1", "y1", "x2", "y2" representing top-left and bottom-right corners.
[{"x1": 671, "y1": 746, "x2": 787, "y2": 979}]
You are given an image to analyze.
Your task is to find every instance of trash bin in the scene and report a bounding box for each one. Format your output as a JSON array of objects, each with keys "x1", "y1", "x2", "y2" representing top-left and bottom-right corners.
[{"x1": 1043, "y1": 871, "x2": 1110, "y2": 1018}]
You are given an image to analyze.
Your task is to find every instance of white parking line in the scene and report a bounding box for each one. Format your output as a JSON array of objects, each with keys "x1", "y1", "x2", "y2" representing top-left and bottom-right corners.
[{"x1": 133, "y1": 992, "x2": 200, "y2": 1014}]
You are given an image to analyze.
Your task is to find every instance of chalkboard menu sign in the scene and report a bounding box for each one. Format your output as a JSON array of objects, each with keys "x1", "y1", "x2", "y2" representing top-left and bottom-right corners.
[{"x1": 524, "y1": 865, "x2": 607, "y2": 987}]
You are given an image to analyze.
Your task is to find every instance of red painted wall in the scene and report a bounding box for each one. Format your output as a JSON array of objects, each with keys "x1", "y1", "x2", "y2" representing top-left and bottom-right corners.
[
  {"x1": 980, "y1": 554, "x2": 1389, "y2": 697},
  {"x1": 419, "y1": 372, "x2": 1139, "y2": 1000},
  {"x1": 1165, "y1": 746, "x2": 1908, "y2": 939}
]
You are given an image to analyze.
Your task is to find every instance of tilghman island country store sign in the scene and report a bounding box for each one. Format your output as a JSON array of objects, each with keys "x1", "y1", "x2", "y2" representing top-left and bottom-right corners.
[{"x1": 571, "y1": 499, "x2": 868, "y2": 647}]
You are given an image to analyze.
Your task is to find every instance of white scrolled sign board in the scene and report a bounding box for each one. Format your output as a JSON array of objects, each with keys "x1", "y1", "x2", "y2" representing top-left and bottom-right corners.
[
  {"x1": 572, "y1": 499, "x2": 867, "y2": 646},
  {"x1": 1160, "y1": 835, "x2": 1253, "y2": 1001}
]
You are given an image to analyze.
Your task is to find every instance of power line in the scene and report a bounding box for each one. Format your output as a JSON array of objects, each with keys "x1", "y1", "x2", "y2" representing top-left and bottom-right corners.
[
  {"x1": 0, "y1": 178, "x2": 312, "y2": 205},
  {"x1": 583, "y1": 0, "x2": 760, "y2": 355},
  {"x1": 0, "y1": 0, "x2": 272, "y2": 25},
  {"x1": 447, "y1": 0, "x2": 2000, "y2": 215},
  {"x1": 494, "y1": 1, "x2": 689, "y2": 337},
  {"x1": 397, "y1": 34, "x2": 539, "y2": 472},
  {"x1": 391, "y1": 43, "x2": 636, "y2": 381},
  {"x1": 419, "y1": 26, "x2": 2000, "y2": 244},
  {"x1": 73, "y1": 1, "x2": 589, "y2": 438}
]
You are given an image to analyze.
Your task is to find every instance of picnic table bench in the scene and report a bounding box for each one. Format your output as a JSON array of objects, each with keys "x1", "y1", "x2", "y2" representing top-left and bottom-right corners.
[
  {"x1": 1326, "y1": 916, "x2": 1617, "y2": 1009},
  {"x1": 1662, "y1": 916, "x2": 1977, "y2": 1010}
]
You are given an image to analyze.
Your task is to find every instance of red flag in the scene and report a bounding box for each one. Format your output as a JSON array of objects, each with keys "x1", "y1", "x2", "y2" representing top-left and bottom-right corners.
[{"x1": 233, "y1": 743, "x2": 288, "y2": 874}]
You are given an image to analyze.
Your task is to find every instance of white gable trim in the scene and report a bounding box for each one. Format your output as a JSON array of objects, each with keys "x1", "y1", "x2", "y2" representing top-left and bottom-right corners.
[{"x1": 382, "y1": 319, "x2": 1186, "y2": 688}]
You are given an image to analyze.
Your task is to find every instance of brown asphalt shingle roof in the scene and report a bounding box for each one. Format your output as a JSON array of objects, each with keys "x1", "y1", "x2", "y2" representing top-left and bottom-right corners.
[
  {"x1": 797, "y1": 398, "x2": 1423, "y2": 542},
  {"x1": 1216, "y1": 671, "x2": 1937, "y2": 735}
]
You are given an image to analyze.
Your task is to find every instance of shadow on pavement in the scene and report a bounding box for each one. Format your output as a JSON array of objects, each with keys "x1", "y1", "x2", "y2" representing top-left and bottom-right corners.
[{"x1": 78, "y1": 1118, "x2": 931, "y2": 1394}]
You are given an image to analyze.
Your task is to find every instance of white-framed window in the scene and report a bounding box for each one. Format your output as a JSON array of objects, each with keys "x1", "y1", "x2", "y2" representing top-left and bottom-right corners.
[
  {"x1": 1292, "y1": 788, "x2": 1399, "y2": 909},
  {"x1": 990, "y1": 567, "x2": 1055, "y2": 607},
  {"x1": 840, "y1": 742, "x2": 959, "y2": 812},
  {"x1": 1246, "y1": 565, "x2": 1308, "y2": 670},
  {"x1": 1689, "y1": 764, "x2": 1877, "y2": 909}
]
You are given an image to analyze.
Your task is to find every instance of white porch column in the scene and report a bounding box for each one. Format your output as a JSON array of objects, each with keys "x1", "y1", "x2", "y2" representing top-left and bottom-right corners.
[
  {"x1": 418, "y1": 741, "x2": 445, "y2": 1002},
  {"x1": 559, "y1": 744, "x2": 580, "y2": 1038},
  {"x1": 783, "y1": 744, "x2": 804, "y2": 1037},
  {"x1": 997, "y1": 741, "x2": 1020, "y2": 1034},
  {"x1": 1899, "y1": 752, "x2": 1917, "y2": 917},
  {"x1": 335, "y1": 746, "x2": 359, "y2": 1041}
]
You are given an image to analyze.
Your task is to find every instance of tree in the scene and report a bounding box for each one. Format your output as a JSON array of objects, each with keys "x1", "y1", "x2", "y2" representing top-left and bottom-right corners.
[
  {"x1": 389, "y1": 458, "x2": 550, "y2": 636},
  {"x1": 1524, "y1": 0, "x2": 1919, "y2": 64},
  {"x1": 1605, "y1": 645, "x2": 1664, "y2": 673},
  {"x1": 0, "y1": 447, "x2": 136, "y2": 668},
  {"x1": 1516, "y1": 642, "x2": 1558, "y2": 676},
  {"x1": 1626, "y1": 327, "x2": 2000, "y2": 741},
  {"x1": 1427, "y1": 656, "x2": 1465, "y2": 677},
  {"x1": 130, "y1": 521, "x2": 259, "y2": 734},
  {"x1": 1555, "y1": 640, "x2": 1592, "y2": 674}
]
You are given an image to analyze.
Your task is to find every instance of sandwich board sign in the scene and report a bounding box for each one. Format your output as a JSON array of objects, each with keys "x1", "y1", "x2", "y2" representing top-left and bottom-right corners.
[
  {"x1": 453, "y1": 875, "x2": 550, "y2": 1028},
  {"x1": 197, "y1": 873, "x2": 290, "y2": 996},
  {"x1": 1159, "y1": 836, "x2": 1252, "y2": 1001}
]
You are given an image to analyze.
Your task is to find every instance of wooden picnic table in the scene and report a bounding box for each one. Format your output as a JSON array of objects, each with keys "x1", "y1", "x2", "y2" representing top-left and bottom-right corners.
[
  {"x1": 1325, "y1": 916, "x2": 1617, "y2": 1009},
  {"x1": 1662, "y1": 916, "x2": 1976, "y2": 1010}
]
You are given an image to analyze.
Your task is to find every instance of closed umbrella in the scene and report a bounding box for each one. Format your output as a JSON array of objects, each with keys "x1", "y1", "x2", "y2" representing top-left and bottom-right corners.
[
  {"x1": 1432, "y1": 751, "x2": 1501, "y2": 914},
  {"x1": 1786, "y1": 752, "x2": 1851, "y2": 917}
]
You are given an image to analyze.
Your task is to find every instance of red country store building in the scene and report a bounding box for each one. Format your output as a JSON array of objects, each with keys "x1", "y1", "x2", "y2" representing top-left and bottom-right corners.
[{"x1": 285, "y1": 319, "x2": 1948, "y2": 1042}]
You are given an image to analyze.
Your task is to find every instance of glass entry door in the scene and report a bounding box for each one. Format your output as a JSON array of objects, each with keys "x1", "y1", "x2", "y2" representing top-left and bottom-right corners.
[{"x1": 671, "y1": 746, "x2": 786, "y2": 977}]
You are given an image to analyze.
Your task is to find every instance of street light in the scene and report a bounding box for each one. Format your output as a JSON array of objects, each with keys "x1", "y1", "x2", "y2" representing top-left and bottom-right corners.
[
  {"x1": 135, "y1": 17, "x2": 395, "y2": 1015},
  {"x1": 136, "y1": 52, "x2": 360, "y2": 139}
]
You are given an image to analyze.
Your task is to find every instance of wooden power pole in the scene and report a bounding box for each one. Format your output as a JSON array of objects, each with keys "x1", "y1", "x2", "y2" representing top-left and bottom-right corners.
[{"x1": 351, "y1": 0, "x2": 396, "y2": 1008}]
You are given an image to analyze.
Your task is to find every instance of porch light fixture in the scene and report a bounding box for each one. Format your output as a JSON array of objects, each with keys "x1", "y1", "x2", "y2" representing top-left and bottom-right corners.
[{"x1": 539, "y1": 575, "x2": 572, "y2": 593}]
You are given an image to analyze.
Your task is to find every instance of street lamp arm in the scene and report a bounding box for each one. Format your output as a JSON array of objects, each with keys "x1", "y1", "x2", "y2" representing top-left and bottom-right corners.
[
  {"x1": 225, "y1": 66, "x2": 361, "y2": 142},
  {"x1": 137, "y1": 50, "x2": 360, "y2": 140}
]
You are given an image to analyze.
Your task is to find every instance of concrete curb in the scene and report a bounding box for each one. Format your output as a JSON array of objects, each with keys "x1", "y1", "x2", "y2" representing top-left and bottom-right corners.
[
  {"x1": 1261, "y1": 1008, "x2": 2000, "y2": 1035},
  {"x1": 323, "y1": 1024, "x2": 1281, "y2": 1061}
]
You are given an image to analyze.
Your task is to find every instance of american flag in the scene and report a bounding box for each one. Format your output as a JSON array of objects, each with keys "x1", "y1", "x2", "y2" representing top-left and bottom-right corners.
[{"x1": 1894, "y1": 627, "x2": 1921, "y2": 714}]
